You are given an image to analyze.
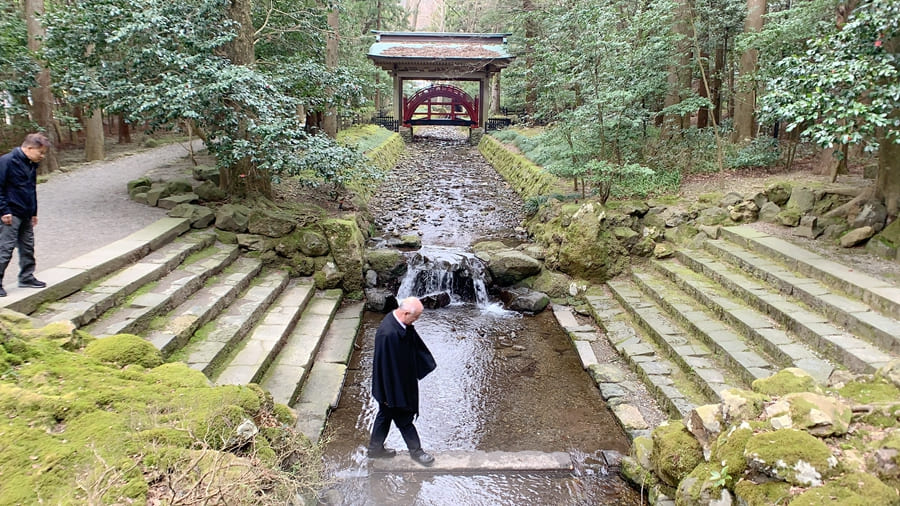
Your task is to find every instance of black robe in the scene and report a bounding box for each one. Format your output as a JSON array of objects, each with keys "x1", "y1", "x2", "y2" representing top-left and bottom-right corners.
[{"x1": 371, "y1": 313, "x2": 436, "y2": 414}]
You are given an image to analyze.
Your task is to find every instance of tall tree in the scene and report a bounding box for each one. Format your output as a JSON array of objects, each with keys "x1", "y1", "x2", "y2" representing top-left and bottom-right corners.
[
  {"x1": 323, "y1": 6, "x2": 339, "y2": 137},
  {"x1": 23, "y1": 0, "x2": 59, "y2": 172},
  {"x1": 732, "y1": 0, "x2": 765, "y2": 142}
]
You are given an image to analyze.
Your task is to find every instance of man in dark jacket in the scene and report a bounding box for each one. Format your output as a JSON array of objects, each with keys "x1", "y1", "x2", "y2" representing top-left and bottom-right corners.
[
  {"x1": 0, "y1": 133, "x2": 49, "y2": 297},
  {"x1": 368, "y1": 296, "x2": 437, "y2": 466}
]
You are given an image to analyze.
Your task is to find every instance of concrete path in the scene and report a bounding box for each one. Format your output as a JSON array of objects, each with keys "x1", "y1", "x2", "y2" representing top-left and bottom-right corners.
[{"x1": 2, "y1": 140, "x2": 202, "y2": 290}]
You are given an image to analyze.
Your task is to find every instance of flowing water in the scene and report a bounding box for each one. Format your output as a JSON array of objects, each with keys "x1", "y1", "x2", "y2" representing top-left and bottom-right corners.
[{"x1": 319, "y1": 128, "x2": 641, "y2": 505}]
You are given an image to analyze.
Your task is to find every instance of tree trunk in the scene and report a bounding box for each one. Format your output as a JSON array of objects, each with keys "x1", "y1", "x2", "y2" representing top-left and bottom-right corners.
[
  {"x1": 84, "y1": 109, "x2": 105, "y2": 161},
  {"x1": 118, "y1": 115, "x2": 131, "y2": 144},
  {"x1": 491, "y1": 73, "x2": 501, "y2": 116},
  {"x1": 661, "y1": 0, "x2": 691, "y2": 138},
  {"x1": 712, "y1": 43, "x2": 724, "y2": 125},
  {"x1": 732, "y1": 0, "x2": 765, "y2": 143},
  {"x1": 221, "y1": 0, "x2": 271, "y2": 198},
  {"x1": 875, "y1": 34, "x2": 900, "y2": 217},
  {"x1": 697, "y1": 49, "x2": 710, "y2": 129},
  {"x1": 323, "y1": 7, "x2": 339, "y2": 138},
  {"x1": 523, "y1": 0, "x2": 537, "y2": 118},
  {"x1": 24, "y1": 0, "x2": 59, "y2": 174}
]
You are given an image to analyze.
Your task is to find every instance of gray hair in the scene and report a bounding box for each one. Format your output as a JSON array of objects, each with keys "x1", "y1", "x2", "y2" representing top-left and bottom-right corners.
[{"x1": 22, "y1": 132, "x2": 50, "y2": 149}]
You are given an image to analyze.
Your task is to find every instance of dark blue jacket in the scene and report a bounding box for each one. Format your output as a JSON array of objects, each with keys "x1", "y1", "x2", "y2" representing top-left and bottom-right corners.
[{"x1": 0, "y1": 147, "x2": 39, "y2": 218}]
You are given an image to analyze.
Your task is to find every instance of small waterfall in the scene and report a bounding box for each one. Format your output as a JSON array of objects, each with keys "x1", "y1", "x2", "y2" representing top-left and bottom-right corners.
[{"x1": 396, "y1": 246, "x2": 490, "y2": 306}]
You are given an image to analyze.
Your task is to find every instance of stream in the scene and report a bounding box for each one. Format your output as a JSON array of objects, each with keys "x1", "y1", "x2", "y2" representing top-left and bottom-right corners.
[{"x1": 319, "y1": 128, "x2": 641, "y2": 505}]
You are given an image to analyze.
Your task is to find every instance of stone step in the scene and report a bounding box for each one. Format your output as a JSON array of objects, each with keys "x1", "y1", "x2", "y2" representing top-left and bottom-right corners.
[
  {"x1": 650, "y1": 258, "x2": 836, "y2": 384},
  {"x1": 675, "y1": 248, "x2": 894, "y2": 374},
  {"x1": 705, "y1": 238, "x2": 900, "y2": 355},
  {"x1": 585, "y1": 291, "x2": 703, "y2": 419},
  {"x1": 631, "y1": 270, "x2": 777, "y2": 385},
  {"x1": 179, "y1": 270, "x2": 290, "y2": 375},
  {"x1": 292, "y1": 301, "x2": 363, "y2": 443},
  {"x1": 260, "y1": 290, "x2": 342, "y2": 406},
  {"x1": 369, "y1": 450, "x2": 574, "y2": 473},
  {"x1": 83, "y1": 243, "x2": 241, "y2": 338},
  {"x1": 607, "y1": 279, "x2": 743, "y2": 401},
  {"x1": 213, "y1": 281, "x2": 315, "y2": 386},
  {"x1": 721, "y1": 225, "x2": 900, "y2": 320},
  {"x1": 2, "y1": 217, "x2": 190, "y2": 314},
  {"x1": 146, "y1": 257, "x2": 263, "y2": 355},
  {"x1": 32, "y1": 231, "x2": 216, "y2": 328}
]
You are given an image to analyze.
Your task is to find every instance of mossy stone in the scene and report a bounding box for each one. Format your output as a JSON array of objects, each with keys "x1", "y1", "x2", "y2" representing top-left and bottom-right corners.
[
  {"x1": 620, "y1": 455, "x2": 657, "y2": 489},
  {"x1": 478, "y1": 135, "x2": 559, "y2": 199},
  {"x1": 651, "y1": 421, "x2": 705, "y2": 487},
  {"x1": 84, "y1": 334, "x2": 163, "y2": 369},
  {"x1": 530, "y1": 269, "x2": 571, "y2": 298},
  {"x1": 720, "y1": 388, "x2": 769, "y2": 423},
  {"x1": 752, "y1": 368, "x2": 820, "y2": 396},
  {"x1": 733, "y1": 479, "x2": 791, "y2": 506},
  {"x1": 712, "y1": 425, "x2": 753, "y2": 477},
  {"x1": 744, "y1": 429, "x2": 838, "y2": 486},
  {"x1": 322, "y1": 217, "x2": 366, "y2": 292},
  {"x1": 127, "y1": 177, "x2": 152, "y2": 193},
  {"x1": 878, "y1": 217, "x2": 900, "y2": 248},
  {"x1": 366, "y1": 248, "x2": 406, "y2": 278},
  {"x1": 840, "y1": 377, "x2": 900, "y2": 404},
  {"x1": 675, "y1": 462, "x2": 728, "y2": 506},
  {"x1": 788, "y1": 472, "x2": 900, "y2": 506}
]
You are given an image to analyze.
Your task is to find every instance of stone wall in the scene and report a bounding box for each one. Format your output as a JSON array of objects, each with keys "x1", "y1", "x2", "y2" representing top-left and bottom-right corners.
[{"x1": 477, "y1": 135, "x2": 559, "y2": 200}]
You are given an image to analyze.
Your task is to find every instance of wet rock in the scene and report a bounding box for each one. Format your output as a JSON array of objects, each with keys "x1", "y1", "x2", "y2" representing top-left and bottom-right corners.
[
  {"x1": 850, "y1": 200, "x2": 888, "y2": 232},
  {"x1": 765, "y1": 182, "x2": 793, "y2": 206},
  {"x1": 365, "y1": 289, "x2": 397, "y2": 313},
  {"x1": 216, "y1": 203, "x2": 252, "y2": 233},
  {"x1": 499, "y1": 287, "x2": 549, "y2": 313},
  {"x1": 421, "y1": 292, "x2": 452, "y2": 309},
  {"x1": 758, "y1": 201, "x2": 781, "y2": 223},
  {"x1": 487, "y1": 250, "x2": 542, "y2": 286},
  {"x1": 840, "y1": 226, "x2": 875, "y2": 247}
]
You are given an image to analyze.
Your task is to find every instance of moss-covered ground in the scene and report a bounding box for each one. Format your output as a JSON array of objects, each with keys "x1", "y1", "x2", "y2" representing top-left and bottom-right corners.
[{"x1": 0, "y1": 316, "x2": 323, "y2": 505}]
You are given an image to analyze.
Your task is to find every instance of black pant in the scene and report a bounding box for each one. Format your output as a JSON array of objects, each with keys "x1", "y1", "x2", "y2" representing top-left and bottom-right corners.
[
  {"x1": 368, "y1": 402, "x2": 421, "y2": 452},
  {"x1": 0, "y1": 215, "x2": 36, "y2": 286}
]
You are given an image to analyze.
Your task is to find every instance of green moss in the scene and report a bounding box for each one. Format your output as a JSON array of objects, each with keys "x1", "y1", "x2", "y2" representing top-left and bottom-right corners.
[
  {"x1": 744, "y1": 429, "x2": 838, "y2": 486},
  {"x1": 479, "y1": 135, "x2": 561, "y2": 199},
  {"x1": 840, "y1": 378, "x2": 900, "y2": 404},
  {"x1": 182, "y1": 246, "x2": 219, "y2": 265},
  {"x1": 676, "y1": 462, "x2": 724, "y2": 505},
  {"x1": 752, "y1": 368, "x2": 820, "y2": 396},
  {"x1": 712, "y1": 426, "x2": 753, "y2": 477},
  {"x1": 651, "y1": 421, "x2": 705, "y2": 487},
  {"x1": 733, "y1": 479, "x2": 791, "y2": 506},
  {"x1": 84, "y1": 334, "x2": 163, "y2": 369},
  {"x1": 322, "y1": 217, "x2": 366, "y2": 292},
  {"x1": 698, "y1": 192, "x2": 723, "y2": 204},
  {"x1": 789, "y1": 473, "x2": 900, "y2": 506},
  {"x1": 273, "y1": 403, "x2": 296, "y2": 426}
]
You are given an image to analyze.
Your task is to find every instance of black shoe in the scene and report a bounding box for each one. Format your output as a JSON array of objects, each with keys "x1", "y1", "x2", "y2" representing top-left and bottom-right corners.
[
  {"x1": 18, "y1": 278, "x2": 46, "y2": 289},
  {"x1": 367, "y1": 446, "x2": 397, "y2": 459},
  {"x1": 0, "y1": 286, "x2": 5, "y2": 297},
  {"x1": 410, "y1": 449, "x2": 434, "y2": 467}
]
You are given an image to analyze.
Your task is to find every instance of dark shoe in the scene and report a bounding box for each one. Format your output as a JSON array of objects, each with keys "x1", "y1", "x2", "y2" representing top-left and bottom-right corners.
[
  {"x1": 0, "y1": 286, "x2": 5, "y2": 297},
  {"x1": 367, "y1": 446, "x2": 397, "y2": 459},
  {"x1": 410, "y1": 449, "x2": 434, "y2": 467},
  {"x1": 18, "y1": 278, "x2": 46, "y2": 289}
]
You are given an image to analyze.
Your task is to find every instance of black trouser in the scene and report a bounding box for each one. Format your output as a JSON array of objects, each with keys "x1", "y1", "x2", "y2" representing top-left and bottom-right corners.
[
  {"x1": 0, "y1": 215, "x2": 36, "y2": 286},
  {"x1": 368, "y1": 402, "x2": 421, "y2": 452}
]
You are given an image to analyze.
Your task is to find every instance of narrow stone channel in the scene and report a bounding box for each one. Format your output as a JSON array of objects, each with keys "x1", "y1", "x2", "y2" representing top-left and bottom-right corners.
[{"x1": 319, "y1": 128, "x2": 640, "y2": 504}]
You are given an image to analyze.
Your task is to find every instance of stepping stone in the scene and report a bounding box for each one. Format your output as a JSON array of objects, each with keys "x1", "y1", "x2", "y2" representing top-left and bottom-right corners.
[{"x1": 369, "y1": 450, "x2": 573, "y2": 473}]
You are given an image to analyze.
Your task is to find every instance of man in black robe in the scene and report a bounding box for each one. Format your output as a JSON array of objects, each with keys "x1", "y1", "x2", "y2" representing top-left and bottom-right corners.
[{"x1": 368, "y1": 296, "x2": 437, "y2": 466}]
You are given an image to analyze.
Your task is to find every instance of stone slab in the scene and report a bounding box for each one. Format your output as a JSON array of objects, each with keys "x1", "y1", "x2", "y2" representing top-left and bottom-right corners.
[
  {"x1": 574, "y1": 340, "x2": 599, "y2": 368},
  {"x1": 369, "y1": 450, "x2": 573, "y2": 473},
  {"x1": 317, "y1": 302, "x2": 364, "y2": 364}
]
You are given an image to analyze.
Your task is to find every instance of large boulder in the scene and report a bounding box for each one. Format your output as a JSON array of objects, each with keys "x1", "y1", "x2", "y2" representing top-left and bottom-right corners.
[
  {"x1": 743, "y1": 429, "x2": 838, "y2": 486},
  {"x1": 650, "y1": 421, "x2": 704, "y2": 488},
  {"x1": 529, "y1": 270, "x2": 571, "y2": 298},
  {"x1": 840, "y1": 226, "x2": 875, "y2": 247},
  {"x1": 697, "y1": 206, "x2": 732, "y2": 226},
  {"x1": 366, "y1": 248, "x2": 408, "y2": 283},
  {"x1": 487, "y1": 250, "x2": 542, "y2": 286},
  {"x1": 365, "y1": 288, "x2": 398, "y2": 313},
  {"x1": 248, "y1": 209, "x2": 296, "y2": 238},
  {"x1": 765, "y1": 182, "x2": 792, "y2": 206},
  {"x1": 850, "y1": 200, "x2": 888, "y2": 232},
  {"x1": 297, "y1": 228, "x2": 330, "y2": 257},
  {"x1": 554, "y1": 203, "x2": 628, "y2": 282},
  {"x1": 322, "y1": 216, "x2": 366, "y2": 292},
  {"x1": 499, "y1": 287, "x2": 549, "y2": 313},
  {"x1": 785, "y1": 186, "x2": 816, "y2": 214},
  {"x1": 215, "y1": 204, "x2": 252, "y2": 233},
  {"x1": 762, "y1": 392, "x2": 852, "y2": 436},
  {"x1": 758, "y1": 201, "x2": 780, "y2": 223},
  {"x1": 751, "y1": 368, "x2": 820, "y2": 396}
]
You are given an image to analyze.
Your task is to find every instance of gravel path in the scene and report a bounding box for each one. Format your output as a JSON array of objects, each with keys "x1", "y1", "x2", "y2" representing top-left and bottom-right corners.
[{"x1": 2, "y1": 140, "x2": 202, "y2": 287}]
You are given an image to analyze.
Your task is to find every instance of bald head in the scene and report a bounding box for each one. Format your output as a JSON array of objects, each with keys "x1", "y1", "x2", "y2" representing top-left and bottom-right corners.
[{"x1": 395, "y1": 296, "x2": 423, "y2": 325}]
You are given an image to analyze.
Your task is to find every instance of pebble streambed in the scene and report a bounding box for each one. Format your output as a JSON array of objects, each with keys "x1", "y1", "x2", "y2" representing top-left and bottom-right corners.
[{"x1": 319, "y1": 128, "x2": 641, "y2": 504}]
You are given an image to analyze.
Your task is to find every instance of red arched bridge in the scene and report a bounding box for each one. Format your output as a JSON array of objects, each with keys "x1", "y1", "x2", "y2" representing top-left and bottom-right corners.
[{"x1": 403, "y1": 84, "x2": 479, "y2": 128}]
